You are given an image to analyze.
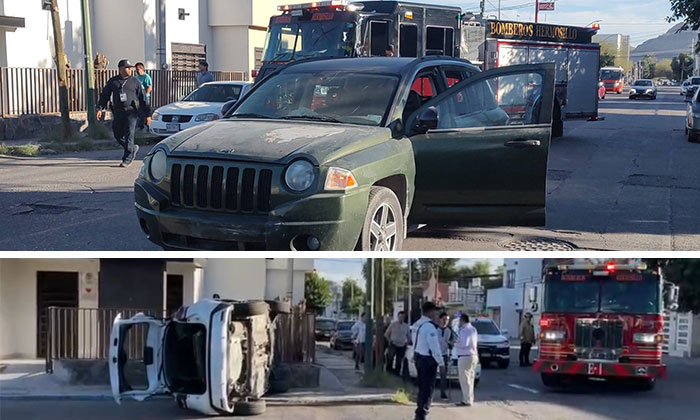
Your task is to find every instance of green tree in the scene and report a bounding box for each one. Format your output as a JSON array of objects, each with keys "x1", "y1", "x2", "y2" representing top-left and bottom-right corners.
[
  {"x1": 304, "y1": 272, "x2": 332, "y2": 314},
  {"x1": 671, "y1": 53, "x2": 694, "y2": 81},
  {"x1": 668, "y1": 0, "x2": 700, "y2": 31},
  {"x1": 639, "y1": 55, "x2": 657, "y2": 79},
  {"x1": 599, "y1": 41, "x2": 617, "y2": 68},
  {"x1": 646, "y1": 259, "x2": 700, "y2": 313},
  {"x1": 655, "y1": 59, "x2": 674, "y2": 79},
  {"x1": 341, "y1": 277, "x2": 365, "y2": 316}
]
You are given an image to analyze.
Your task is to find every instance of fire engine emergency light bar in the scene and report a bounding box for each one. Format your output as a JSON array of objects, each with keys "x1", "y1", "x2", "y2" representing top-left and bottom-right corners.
[
  {"x1": 555, "y1": 262, "x2": 648, "y2": 273},
  {"x1": 278, "y1": 0, "x2": 348, "y2": 11}
]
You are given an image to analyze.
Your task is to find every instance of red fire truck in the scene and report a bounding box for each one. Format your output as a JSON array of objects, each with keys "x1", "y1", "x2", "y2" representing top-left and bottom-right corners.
[{"x1": 531, "y1": 260, "x2": 679, "y2": 390}]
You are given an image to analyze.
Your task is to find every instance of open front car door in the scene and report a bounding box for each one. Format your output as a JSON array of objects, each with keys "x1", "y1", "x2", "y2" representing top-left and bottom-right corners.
[
  {"x1": 407, "y1": 63, "x2": 556, "y2": 227},
  {"x1": 109, "y1": 313, "x2": 167, "y2": 403}
]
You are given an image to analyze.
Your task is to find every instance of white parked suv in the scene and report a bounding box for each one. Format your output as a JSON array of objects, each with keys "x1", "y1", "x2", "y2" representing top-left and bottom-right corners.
[
  {"x1": 109, "y1": 298, "x2": 289, "y2": 416},
  {"x1": 150, "y1": 81, "x2": 252, "y2": 137}
]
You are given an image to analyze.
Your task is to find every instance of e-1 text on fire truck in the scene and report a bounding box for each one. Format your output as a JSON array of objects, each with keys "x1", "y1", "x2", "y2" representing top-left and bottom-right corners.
[
  {"x1": 527, "y1": 260, "x2": 679, "y2": 390},
  {"x1": 256, "y1": 1, "x2": 603, "y2": 138}
]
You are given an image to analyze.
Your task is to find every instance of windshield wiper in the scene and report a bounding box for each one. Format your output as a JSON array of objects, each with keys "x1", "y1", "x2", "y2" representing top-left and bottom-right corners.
[
  {"x1": 229, "y1": 113, "x2": 273, "y2": 119},
  {"x1": 280, "y1": 115, "x2": 342, "y2": 123}
]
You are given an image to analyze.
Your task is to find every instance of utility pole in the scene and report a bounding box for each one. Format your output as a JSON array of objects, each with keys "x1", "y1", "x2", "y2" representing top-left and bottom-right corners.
[
  {"x1": 407, "y1": 259, "x2": 412, "y2": 323},
  {"x1": 498, "y1": 0, "x2": 501, "y2": 20},
  {"x1": 80, "y1": 0, "x2": 96, "y2": 131},
  {"x1": 364, "y1": 259, "x2": 374, "y2": 372},
  {"x1": 49, "y1": 0, "x2": 73, "y2": 139},
  {"x1": 479, "y1": 0, "x2": 485, "y2": 17},
  {"x1": 535, "y1": 0, "x2": 539, "y2": 23}
]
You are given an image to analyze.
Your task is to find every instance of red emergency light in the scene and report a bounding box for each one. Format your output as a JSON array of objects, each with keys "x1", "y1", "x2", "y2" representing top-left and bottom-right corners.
[
  {"x1": 606, "y1": 262, "x2": 616, "y2": 272},
  {"x1": 592, "y1": 23, "x2": 601, "y2": 30}
]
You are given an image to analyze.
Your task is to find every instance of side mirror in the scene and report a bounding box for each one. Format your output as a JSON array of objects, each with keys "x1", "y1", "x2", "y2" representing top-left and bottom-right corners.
[
  {"x1": 664, "y1": 282, "x2": 680, "y2": 311},
  {"x1": 221, "y1": 99, "x2": 238, "y2": 116},
  {"x1": 528, "y1": 286, "x2": 537, "y2": 303},
  {"x1": 415, "y1": 106, "x2": 438, "y2": 134}
]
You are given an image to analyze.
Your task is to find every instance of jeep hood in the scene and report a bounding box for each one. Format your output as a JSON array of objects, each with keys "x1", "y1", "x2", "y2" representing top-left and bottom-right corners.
[{"x1": 161, "y1": 119, "x2": 391, "y2": 165}]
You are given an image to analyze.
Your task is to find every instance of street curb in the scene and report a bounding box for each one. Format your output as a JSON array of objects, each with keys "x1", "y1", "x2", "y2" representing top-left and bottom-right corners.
[
  {"x1": 0, "y1": 394, "x2": 397, "y2": 405},
  {"x1": 265, "y1": 394, "x2": 397, "y2": 406}
]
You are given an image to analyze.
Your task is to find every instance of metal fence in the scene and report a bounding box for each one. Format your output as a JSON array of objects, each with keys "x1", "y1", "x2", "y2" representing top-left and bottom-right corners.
[
  {"x1": 0, "y1": 67, "x2": 248, "y2": 117},
  {"x1": 45, "y1": 306, "x2": 163, "y2": 373},
  {"x1": 45, "y1": 306, "x2": 316, "y2": 373}
]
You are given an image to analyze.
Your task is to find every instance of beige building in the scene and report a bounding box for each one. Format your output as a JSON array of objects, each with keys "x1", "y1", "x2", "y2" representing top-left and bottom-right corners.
[{"x1": 0, "y1": 258, "x2": 312, "y2": 359}]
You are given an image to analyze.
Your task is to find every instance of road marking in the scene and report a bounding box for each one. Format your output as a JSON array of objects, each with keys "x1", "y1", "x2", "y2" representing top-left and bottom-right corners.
[{"x1": 507, "y1": 384, "x2": 540, "y2": 394}]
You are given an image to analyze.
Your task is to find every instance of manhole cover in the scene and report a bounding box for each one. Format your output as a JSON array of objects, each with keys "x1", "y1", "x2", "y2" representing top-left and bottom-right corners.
[{"x1": 499, "y1": 238, "x2": 577, "y2": 251}]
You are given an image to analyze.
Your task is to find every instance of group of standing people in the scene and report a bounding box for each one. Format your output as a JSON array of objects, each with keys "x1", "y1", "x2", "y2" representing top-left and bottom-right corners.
[{"x1": 96, "y1": 59, "x2": 214, "y2": 167}]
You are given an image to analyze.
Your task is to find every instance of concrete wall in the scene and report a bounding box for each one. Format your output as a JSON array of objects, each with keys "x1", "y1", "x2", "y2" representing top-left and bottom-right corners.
[
  {"x1": 91, "y1": 0, "x2": 153, "y2": 69},
  {"x1": 209, "y1": 25, "x2": 249, "y2": 71},
  {"x1": 485, "y1": 287, "x2": 521, "y2": 338},
  {"x1": 503, "y1": 258, "x2": 543, "y2": 288},
  {"x1": 0, "y1": 259, "x2": 99, "y2": 359}
]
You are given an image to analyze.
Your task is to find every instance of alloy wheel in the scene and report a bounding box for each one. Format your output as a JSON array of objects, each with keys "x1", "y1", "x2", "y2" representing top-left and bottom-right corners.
[{"x1": 369, "y1": 203, "x2": 398, "y2": 251}]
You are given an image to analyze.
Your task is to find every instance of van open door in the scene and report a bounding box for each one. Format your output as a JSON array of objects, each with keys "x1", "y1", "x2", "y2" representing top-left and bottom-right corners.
[{"x1": 109, "y1": 313, "x2": 167, "y2": 403}]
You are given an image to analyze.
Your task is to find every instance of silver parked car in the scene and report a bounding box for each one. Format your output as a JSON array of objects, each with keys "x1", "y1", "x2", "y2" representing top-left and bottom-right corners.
[
  {"x1": 629, "y1": 79, "x2": 657, "y2": 100},
  {"x1": 685, "y1": 89, "x2": 700, "y2": 143}
]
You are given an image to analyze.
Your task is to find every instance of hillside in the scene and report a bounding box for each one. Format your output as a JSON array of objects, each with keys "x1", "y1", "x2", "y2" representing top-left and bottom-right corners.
[{"x1": 631, "y1": 23, "x2": 698, "y2": 60}]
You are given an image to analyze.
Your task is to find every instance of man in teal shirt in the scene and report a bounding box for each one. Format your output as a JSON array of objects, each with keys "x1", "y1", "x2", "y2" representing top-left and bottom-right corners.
[{"x1": 134, "y1": 62, "x2": 152, "y2": 130}]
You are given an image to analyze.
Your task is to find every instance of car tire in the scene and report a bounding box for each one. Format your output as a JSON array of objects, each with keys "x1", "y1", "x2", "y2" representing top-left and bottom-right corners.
[
  {"x1": 233, "y1": 399, "x2": 266, "y2": 416},
  {"x1": 497, "y1": 360, "x2": 510, "y2": 369},
  {"x1": 266, "y1": 300, "x2": 291, "y2": 315},
  {"x1": 232, "y1": 301, "x2": 269, "y2": 317},
  {"x1": 359, "y1": 186, "x2": 404, "y2": 251},
  {"x1": 541, "y1": 373, "x2": 562, "y2": 388}
]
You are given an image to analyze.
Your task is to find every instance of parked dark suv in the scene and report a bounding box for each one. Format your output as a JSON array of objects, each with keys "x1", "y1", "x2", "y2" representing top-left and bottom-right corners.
[{"x1": 134, "y1": 57, "x2": 555, "y2": 250}]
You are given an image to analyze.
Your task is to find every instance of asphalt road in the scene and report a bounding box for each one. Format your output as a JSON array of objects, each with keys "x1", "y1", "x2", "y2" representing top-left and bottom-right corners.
[
  {"x1": 2, "y1": 347, "x2": 698, "y2": 420},
  {"x1": 0, "y1": 86, "x2": 698, "y2": 251}
]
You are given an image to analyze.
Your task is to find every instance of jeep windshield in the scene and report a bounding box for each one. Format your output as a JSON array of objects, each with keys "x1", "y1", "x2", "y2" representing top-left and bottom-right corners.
[
  {"x1": 544, "y1": 273, "x2": 660, "y2": 314},
  {"x1": 473, "y1": 320, "x2": 501, "y2": 335},
  {"x1": 263, "y1": 21, "x2": 356, "y2": 62},
  {"x1": 230, "y1": 71, "x2": 399, "y2": 126}
]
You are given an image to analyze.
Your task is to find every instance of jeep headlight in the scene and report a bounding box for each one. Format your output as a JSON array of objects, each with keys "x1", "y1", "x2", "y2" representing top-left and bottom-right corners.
[
  {"x1": 149, "y1": 149, "x2": 167, "y2": 182},
  {"x1": 285, "y1": 160, "x2": 315, "y2": 192}
]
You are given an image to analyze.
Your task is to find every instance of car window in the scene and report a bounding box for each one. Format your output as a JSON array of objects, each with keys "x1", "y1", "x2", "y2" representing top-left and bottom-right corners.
[
  {"x1": 442, "y1": 67, "x2": 472, "y2": 88},
  {"x1": 433, "y1": 71, "x2": 545, "y2": 129},
  {"x1": 635, "y1": 80, "x2": 652, "y2": 86},
  {"x1": 472, "y1": 320, "x2": 500, "y2": 335},
  {"x1": 232, "y1": 71, "x2": 400, "y2": 126},
  {"x1": 184, "y1": 84, "x2": 243, "y2": 102}
]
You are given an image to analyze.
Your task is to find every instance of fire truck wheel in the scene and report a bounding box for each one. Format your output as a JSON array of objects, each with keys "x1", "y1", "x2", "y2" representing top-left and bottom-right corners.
[
  {"x1": 234, "y1": 399, "x2": 267, "y2": 416},
  {"x1": 552, "y1": 101, "x2": 563, "y2": 138},
  {"x1": 232, "y1": 301, "x2": 269, "y2": 317},
  {"x1": 637, "y1": 378, "x2": 656, "y2": 391},
  {"x1": 540, "y1": 373, "x2": 562, "y2": 388}
]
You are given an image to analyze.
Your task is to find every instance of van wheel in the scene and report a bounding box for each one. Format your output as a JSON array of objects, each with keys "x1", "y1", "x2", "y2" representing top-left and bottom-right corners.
[
  {"x1": 234, "y1": 399, "x2": 266, "y2": 416},
  {"x1": 359, "y1": 187, "x2": 404, "y2": 251},
  {"x1": 233, "y1": 301, "x2": 269, "y2": 317}
]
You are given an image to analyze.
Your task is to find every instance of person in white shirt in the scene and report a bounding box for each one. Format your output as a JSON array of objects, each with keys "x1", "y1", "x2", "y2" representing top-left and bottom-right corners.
[
  {"x1": 351, "y1": 312, "x2": 367, "y2": 370},
  {"x1": 454, "y1": 313, "x2": 478, "y2": 406},
  {"x1": 411, "y1": 302, "x2": 445, "y2": 420}
]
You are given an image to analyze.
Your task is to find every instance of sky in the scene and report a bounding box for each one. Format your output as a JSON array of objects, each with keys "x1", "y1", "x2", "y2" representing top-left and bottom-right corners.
[
  {"x1": 421, "y1": 0, "x2": 679, "y2": 47},
  {"x1": 313, "y1": 258, "x2": 505, "y2": 287}
]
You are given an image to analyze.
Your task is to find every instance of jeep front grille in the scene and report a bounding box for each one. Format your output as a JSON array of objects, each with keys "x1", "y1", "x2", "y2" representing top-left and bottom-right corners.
[{"x1": 170, "y1": 162, "x2": 273, "y2": 213}]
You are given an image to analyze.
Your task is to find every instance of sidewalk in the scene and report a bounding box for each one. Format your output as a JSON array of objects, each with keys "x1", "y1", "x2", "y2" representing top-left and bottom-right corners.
[{"x1": 0, "y1": 349, "x2": 398, "y2": 405}]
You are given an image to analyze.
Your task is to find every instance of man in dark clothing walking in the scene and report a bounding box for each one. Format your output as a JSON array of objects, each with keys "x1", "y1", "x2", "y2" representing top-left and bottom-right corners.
[{"x1": 96, "y1": 59, "x2": 150, "y2": 167}]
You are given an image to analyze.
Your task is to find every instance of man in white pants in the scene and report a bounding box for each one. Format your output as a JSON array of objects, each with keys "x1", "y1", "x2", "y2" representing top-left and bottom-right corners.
[{"x1": 455, "y1": 313, "x2": 478, "y2": 406}]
